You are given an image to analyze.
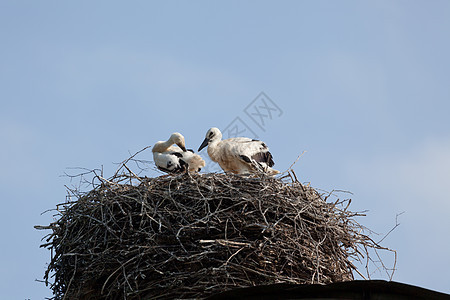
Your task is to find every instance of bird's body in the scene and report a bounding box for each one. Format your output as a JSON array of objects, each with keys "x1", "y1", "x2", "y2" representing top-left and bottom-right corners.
[
  {"x1": 198, "y1": 128, "x2": 279, "y2": 175},
  {"x1": 153, "y1": 133, "x2": 205, "y2": 174}
]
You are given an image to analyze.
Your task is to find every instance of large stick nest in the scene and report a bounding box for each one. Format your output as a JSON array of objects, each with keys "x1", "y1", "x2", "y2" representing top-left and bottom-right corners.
[{"x1": 38, "y1": 167, "x2": 394, "y2": 299}]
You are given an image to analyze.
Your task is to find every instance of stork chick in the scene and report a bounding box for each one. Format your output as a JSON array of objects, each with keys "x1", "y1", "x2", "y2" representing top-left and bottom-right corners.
[
  {"x1": 198, "y1": 127, "x2": 279, "y2": 175},
  {"x1": 153, "y1": 132, "x2": 205, "y2": 174}
]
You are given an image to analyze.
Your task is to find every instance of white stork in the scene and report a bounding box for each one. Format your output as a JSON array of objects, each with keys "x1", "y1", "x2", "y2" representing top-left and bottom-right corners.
[
  {"x1": 198, "y1": 127, "x2": 279, "y2": 175},
  {"x1": 152, "y1": 132, "x2": 205, "y2": 174}
]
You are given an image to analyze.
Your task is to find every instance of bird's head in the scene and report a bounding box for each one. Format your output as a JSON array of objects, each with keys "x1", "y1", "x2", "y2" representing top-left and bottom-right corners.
[
  {"x1": 170, "y1": 132, "x2": 187, "y2": 151},
  {"x1": 198, "y1": 127, "x2": 222, "y2": 151}
]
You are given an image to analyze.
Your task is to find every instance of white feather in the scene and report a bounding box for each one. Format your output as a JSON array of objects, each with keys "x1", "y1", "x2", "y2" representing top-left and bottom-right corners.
[
  {"x1": 153, "y1": 133, "x2": 205, "y2": 174},
  {"x1": 198, "y1": 127, "x2": 279, "y2": 175}
]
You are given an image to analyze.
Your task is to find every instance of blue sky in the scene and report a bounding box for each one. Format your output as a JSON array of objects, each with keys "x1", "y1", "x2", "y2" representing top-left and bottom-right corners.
[{"x1": 1, "y1": 1, "x2": 450, "y2": 298}]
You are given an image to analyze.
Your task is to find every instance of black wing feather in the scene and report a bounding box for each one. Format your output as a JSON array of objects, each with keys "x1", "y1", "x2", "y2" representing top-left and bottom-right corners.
[
  {"x1": 251, "y1": 151, "x2": 275, "y2": 167},
  {"x1": 158, "y1": 153, "x2": 189, "y2": 174},
  {"x1": 170, "y1": 152, "x2": 183, "y2": 158},
  {"x1": 239, "y1": 155, "x2": 252, "y2": 163}
]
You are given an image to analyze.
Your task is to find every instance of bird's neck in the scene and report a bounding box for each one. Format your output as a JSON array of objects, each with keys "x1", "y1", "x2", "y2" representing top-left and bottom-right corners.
[
  {"x1": 207, "y1": 139, "x2": 220, "y2": 162},
  {"x1": 152, "y1": 140, "x2": 173, "y2": 153}
]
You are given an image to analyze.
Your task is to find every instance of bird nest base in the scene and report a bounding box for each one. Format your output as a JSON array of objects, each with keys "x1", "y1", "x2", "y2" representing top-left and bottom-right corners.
[{"x1": 38, "y1": 171, "x2": 393, "y2": 299}]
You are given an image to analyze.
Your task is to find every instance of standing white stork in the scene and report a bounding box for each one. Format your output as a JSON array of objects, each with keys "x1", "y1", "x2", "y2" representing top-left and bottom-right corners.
[
  {"x1": 198, "y1": 127, "x2": 279, "y2": 175},
  {"x1": 152, "y1": 132, "x2": 205, "y2": 174}
]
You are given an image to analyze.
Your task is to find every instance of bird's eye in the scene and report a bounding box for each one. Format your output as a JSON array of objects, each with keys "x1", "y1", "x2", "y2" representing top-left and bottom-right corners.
[{"x1": 209, "y1": 132, "x2": 214, "y2": 137}]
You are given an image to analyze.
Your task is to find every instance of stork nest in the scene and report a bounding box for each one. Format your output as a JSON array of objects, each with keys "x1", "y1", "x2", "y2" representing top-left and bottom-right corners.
[{"x1": 38, "y1": 168, "x2": 395, "y2": 299}]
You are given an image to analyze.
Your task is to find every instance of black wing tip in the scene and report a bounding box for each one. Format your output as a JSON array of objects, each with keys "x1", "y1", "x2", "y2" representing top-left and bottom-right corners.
[
  {"x1": 267, "y1": 151, "x2": 275, "y2": 167},
  {"x1": 251, "y1": 151, "x2": 275, "y2": 167},
  {"x1": 157, "y1": 166, "x2": 169, "y2": 173},
  {"x1": 158, "y1": 166, "x2": 181, "y2": 174},
  {"x1": 239, "y1": 155, "x2": 252, "y2": 163}
]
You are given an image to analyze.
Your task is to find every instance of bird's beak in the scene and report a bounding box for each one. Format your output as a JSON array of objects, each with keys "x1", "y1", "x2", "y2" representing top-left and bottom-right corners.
[
  {"x1": 198, "y1": 138, "x2": 209, "y2": 152},
  {"x1": 176, "y1": 143, "x2": 187, "y2": 152}
]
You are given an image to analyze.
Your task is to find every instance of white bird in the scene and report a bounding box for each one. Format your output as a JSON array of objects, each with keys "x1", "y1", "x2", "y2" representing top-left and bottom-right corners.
[
  {"x1": 152, "y1": 132, "x2": 205, "y2": 174},
  {"x1": 198, "y1": 127, "x2": 279, "y2": 175}
]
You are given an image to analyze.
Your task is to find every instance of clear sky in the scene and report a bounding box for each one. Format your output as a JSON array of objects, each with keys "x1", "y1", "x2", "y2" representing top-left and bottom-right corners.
[{"x1": 1, "y1": 1, "x2": 450, "y2": 298}]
